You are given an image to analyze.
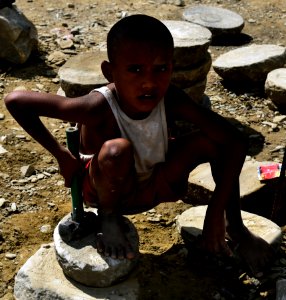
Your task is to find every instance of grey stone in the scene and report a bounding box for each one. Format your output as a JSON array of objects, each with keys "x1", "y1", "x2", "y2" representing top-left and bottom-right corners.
[
  {"x1": 5, "y1": 253, "x2": 17, "y2": 260},
  {"x1": 57, "y1": 38, "x2": 74, "y2": 49},
  {"x1": 187, "y1": 159, "x2": 273, "y2": 205},
  {"x1": 58, "y1": 51, "x2": 108, "y2": 97},
  {"x1": 276, "y1": 279, "x2": 286, "y2": 300},
  {"x1": 265, "y1": 68, "x2": 286, "y2": 108},
  {"x1": 13, "y1": 86, "x2": 27, "y2": 91},
  {"x1": 0, "y1": 197, "x2": 7, "y2": 207},
  {"x1": 14, "y1": 244, "x2": 139, "y2": 300},
  {"x1": 47, "y1": 50, "x2": 68, "y2": 66},
  {"x1": 273, "y1": 115, "x2": 286, "y2": 123},
  {"x1": 54, "y1": 211, "x2": 140, "y2": 287},
  {"x1": 10, "y1": 202, "x2": 17, "y2": 211},
  {"x1": 171, "y1": 52, "x2": 212, "y2": 89},
  {"x1": 176, "y1": 205, "x2": 282, "y2": 251},
  {"x1": 0, "y1": 145, "x2": 8, "y2": 154},
  {"x1": 182, "y1": 5, "x2": 244, "y2": 37},
  {"x1": 56, "y1": 86, "x2": 66, "y2": 96},
  {"x1": 20, "y1": 165, "x2": 35, "y2": 177},
  {"x1": 213, "y1": 44, "x2": 286, "y2": 84},
  {"x1": 158, "y1": 0, "x2": 184, "y2": 5},
  {"x1": 162, "y1": 20, "x2": 212, "y2": 68},
  {"x1": 0, "y1": 6, "x2": 38, "y2": 64},
  {"x1": 40, "y1": 224, "x2": 52, "y2": 233}
]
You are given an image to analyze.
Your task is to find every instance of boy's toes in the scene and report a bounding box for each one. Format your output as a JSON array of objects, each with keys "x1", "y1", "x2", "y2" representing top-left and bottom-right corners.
[
  {"x1": 117, "y1": 246, "x2": 125, "y2": 260},
  {"x1": 105, "y1": 246, "x2": 112, "y2": 257},
  {"x1": 126, "y1": 246, "x2": 136, "y2": 260},
  {"x1": 110, "y1": 246, "x2": 120, "y2": 259},
  {"x1": 96, "y1": 233, "x2": 105, "y2": 254}
]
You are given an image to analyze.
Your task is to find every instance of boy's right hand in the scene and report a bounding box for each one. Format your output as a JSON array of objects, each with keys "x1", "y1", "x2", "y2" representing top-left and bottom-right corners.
[{"x1": 56, "y1": 146, "x2": 82, "y2": 187}]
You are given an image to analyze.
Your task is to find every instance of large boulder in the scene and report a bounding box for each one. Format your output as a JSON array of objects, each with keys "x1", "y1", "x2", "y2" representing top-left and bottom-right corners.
[{"x1": 0, "y1": 5, "x2": 38, "y2": 64}]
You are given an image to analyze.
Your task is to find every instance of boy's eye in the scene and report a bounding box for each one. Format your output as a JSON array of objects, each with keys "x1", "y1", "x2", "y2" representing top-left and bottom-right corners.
[
  {"x1": 155, "y1": 65, "x2": 168, "y2": 72},
  {"x1": 128, "y1": 65, "x2": 142, "y2": 73}
]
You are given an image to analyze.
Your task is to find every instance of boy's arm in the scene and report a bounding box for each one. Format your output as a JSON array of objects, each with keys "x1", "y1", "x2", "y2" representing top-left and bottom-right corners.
[
  {"x1": 4, "y1": 90, "x2": 96, "y2": 186},
  {"x1": 166, "y1": 85, "x2": 246, "y2": 146}
]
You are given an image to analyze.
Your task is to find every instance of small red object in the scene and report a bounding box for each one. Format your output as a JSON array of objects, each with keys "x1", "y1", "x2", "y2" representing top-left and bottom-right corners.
[{"x1": 257, "y1": 163, "x2": 281, "y2": 180}]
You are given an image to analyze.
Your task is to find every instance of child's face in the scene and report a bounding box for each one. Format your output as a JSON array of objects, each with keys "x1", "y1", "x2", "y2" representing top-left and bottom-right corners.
[{"x1": 109, "y1": 40, "x2": 173, "y2": 119}]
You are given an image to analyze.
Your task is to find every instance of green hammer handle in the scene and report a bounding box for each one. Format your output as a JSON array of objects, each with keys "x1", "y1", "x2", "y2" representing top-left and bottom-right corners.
[{"x1": 66, "y1": 126, "x2": 84, "y2": 222}]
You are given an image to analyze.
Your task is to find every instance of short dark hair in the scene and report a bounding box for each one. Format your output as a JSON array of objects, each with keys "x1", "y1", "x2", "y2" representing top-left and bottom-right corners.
[{"x1": 107, "y1": 14, "x2": 174, "y2": 63}]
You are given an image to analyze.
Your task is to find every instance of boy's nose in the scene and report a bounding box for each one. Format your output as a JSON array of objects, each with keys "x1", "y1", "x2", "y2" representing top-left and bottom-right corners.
[{"x1": 141, "y1": 73, "x2": 156, "y2": 90}]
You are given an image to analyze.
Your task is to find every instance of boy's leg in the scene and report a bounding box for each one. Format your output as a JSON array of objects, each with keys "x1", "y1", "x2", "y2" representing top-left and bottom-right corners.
[
  {"x1": 156, "y1": 131, "x2": 218, "y2": 200},
  {"x1": 158, "y1": 131, "x2": 274, "y2": 274},
  {"x1": 211, "y1": 164, "x2": 275, "y2": 276},
  {"x1": 88, "y1": 138, "x2": 138, "y2": 259},
  {"x1": 221, "y1": 177, "x2": 275, "y2": 275}
]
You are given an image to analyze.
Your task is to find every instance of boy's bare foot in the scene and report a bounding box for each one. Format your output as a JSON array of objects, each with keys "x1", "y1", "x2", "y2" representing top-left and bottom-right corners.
[
  {"x1": 96, "y1": 213, "x2": 136, "y2": 260},
  {"x1": 227, "y1": 225, "x2": 275, "y2": 276}
]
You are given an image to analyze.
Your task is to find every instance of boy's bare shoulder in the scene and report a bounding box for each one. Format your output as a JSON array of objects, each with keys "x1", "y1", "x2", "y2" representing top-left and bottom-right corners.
[{"x1": 78, "y1": 87, "x2": 112, "y2": 118}]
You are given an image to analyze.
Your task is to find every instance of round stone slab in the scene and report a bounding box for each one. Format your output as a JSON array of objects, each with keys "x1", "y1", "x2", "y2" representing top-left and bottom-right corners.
[
  {"x1": 162, "y1": 20, "x2": 212, "y2": 68},
  {"x1": 213, "y1": 44, "x2": 286, "y2": 83},
  {"x1": 14, "y1": 244, "x2": 139, "y2": 300},
  {"x1": 265, "y1": 68, "x2": 286, "y2": 107},
  {"x1": 54, "y1": 211, "x2": 140, "y2": 287},
  {"x1": 182, "y1": 5, "x2": 244, "y2": 37},
  {"x1": 58, "y1": 50, "x2": 108, "y2": 97},
  {"x1": 176, "y1": 205, "x2": 282, "y2": 251},
  {"x1": 171, "y1": 52, "x2": 212, "y2": 89}
]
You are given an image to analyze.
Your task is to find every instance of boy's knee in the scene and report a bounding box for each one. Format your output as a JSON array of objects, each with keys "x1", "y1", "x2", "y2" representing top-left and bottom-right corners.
[{"x1": 100, "y1": 138, "x2": 133, "y2": 160}]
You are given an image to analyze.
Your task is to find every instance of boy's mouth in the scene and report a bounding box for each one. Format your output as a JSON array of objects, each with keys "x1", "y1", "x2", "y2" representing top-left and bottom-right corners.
[{"x1": 139, "y1": 94, "x2": 156, "y2": 101}]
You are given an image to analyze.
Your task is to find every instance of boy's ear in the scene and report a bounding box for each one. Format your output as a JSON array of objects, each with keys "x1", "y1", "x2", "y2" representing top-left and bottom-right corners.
[{"x1": 101, "y1": 60, "x2": 113, "y2": 83}]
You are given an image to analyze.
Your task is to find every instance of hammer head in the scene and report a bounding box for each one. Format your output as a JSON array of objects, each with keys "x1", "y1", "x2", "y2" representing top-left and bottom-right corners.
[{"x1": 58, "y1": 211, "x2": 98, "y2": 243}]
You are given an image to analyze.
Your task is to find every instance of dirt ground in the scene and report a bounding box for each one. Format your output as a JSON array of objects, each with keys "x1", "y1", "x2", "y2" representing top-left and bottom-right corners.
[{"x1": 1, "y1": 0, "x2": 286, "y2": 299}]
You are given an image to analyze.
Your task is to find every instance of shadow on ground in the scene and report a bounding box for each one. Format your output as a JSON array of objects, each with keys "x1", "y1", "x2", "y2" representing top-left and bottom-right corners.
[{"x1": 135, "y1": 243, "x2": 277, "y2": 300}]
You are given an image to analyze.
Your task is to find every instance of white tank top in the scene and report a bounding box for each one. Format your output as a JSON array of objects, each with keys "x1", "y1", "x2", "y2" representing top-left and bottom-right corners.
[{"x1": 93, "y1": 86, "x2": 168, "y2": 181}]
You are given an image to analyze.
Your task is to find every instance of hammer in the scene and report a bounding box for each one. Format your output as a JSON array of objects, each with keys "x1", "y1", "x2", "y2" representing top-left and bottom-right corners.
[{"x1": 58, "y1": 126, "x2": 97, "y2": 242}]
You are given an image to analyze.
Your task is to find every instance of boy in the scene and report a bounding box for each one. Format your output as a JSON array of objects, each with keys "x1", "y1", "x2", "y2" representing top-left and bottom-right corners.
[{"x1": 5, "y1": 14, "x2": 273, "y2": 275}]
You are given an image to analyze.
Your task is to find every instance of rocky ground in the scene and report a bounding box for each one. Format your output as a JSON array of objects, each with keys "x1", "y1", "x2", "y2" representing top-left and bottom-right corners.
[{"x1": 1, "y1": 0, "x2": 286, "y2": 299}]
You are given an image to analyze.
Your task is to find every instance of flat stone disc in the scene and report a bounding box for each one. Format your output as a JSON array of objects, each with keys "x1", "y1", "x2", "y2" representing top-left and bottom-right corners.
[
  {"x1": 265, "y1": 68, "x2": 286, "y2": 107},
  {"x1": 266, "y1": 68, "x2": 286, "y2": 89},
  {"x1": 212, "y1": 44, "x2": 286, "y2": 83},
  {"x1": 14, "y1": 244, "x2": 139, "y2": 300},
  {"x1": 162, "y1": 20, "x2": 211, "y2": 68},
  {"x1": 54, "y1": 210, "x2": 140, "y2": 287},
  {"x1": 58, "y1": 50, "x2": 108, "y2": 97},
  {"x1": 188, "y1": 160, "x2": 269, "y2": 199},
  {"x1": 182, "y1": 5, "x2": 244, "y2": 36},
  {"x1": 176, "y1": 205, "x2": 282, "y2": 251}
]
